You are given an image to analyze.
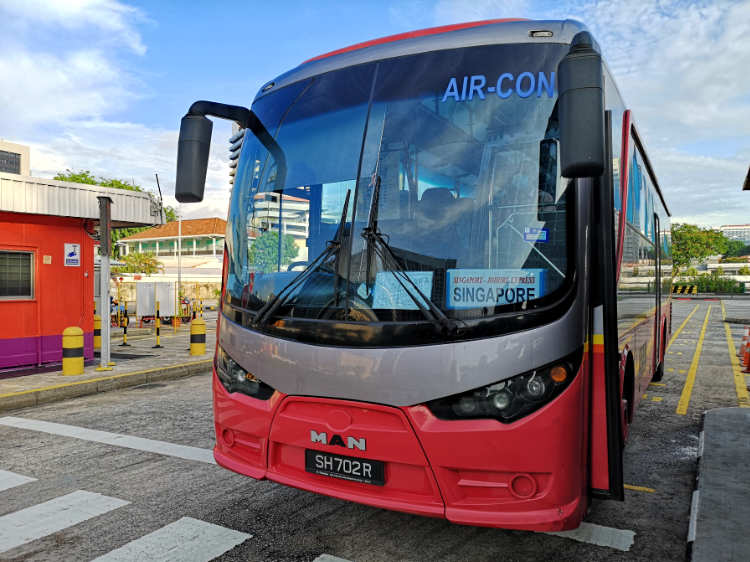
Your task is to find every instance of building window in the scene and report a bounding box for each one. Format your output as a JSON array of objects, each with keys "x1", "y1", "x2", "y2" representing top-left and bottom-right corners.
[
  {"x1": 0, "y1": 150, "x2": 21, "y2": 174},
  {"x1": 0, "y1": 251, "x2": 34, "y2": 299}
]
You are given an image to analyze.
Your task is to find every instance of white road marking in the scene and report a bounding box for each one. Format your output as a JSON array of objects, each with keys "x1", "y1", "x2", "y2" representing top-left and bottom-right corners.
[
  {"x1": 0, "y1": 417, "x2": 215, "y2": 464},
  {"x1": 546, "y1": 522, "x2": 636, "y2": 552},
  {"x1": 91, "y1": 517, "x2": 250, "y2": 562},
  {"x1": 313, "y1": 555, "x2": 352, "y2": 562},
  {"x1": 0, "y1": 470, "x2": 36, "y2": 493},
  {"x1": 0, "y1": 490, "x2": 128, "y2": 553}
]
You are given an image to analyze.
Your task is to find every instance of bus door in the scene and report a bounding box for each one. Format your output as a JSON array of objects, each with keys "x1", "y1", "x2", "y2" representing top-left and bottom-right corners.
[
  {"x1": 653, "y1": 212, "x2": 662, "y2": 372},
  {"x1": 590, "y1": 110, "x2": 624, "y2": 500}
]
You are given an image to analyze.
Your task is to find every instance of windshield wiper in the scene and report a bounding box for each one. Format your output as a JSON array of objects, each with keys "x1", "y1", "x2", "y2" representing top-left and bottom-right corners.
[
  {"x1": 361, "y1": 176, "x2": 458, "y2": 335},
  {"x1": 253, "y1": 189, "x2": 351, "y2": 328}
]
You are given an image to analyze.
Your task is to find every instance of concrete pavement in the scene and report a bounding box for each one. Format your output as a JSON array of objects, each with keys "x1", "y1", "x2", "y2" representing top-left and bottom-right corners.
[{"x1": 0, "y1": 313, "x2": 217, "y2": 413}]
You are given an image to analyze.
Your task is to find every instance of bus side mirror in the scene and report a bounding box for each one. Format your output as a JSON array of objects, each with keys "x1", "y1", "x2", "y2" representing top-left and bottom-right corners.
[
  {"x1": 557, "y1": 31, "x2": 605, "y2": 178},
  {"x1": 175, "y1": 114, "x2": 213, "y2": 203}
]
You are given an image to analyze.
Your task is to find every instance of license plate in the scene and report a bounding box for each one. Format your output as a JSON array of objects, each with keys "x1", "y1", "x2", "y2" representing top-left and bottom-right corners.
[{"x1": 305, "y1": 449, "x2": 385, "y2": 486}]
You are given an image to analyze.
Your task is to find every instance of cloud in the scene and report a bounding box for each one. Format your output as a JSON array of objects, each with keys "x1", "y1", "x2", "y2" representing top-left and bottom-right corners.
[
  {"x1": 0, "y1": 50, "x2": 135, "y2": 135},
  {"x1": 0, "y1": 0, "x2": 234, "y2": 220},
  {"x1": 433, "y1": 0, "x2": 531, "y2": 23},
  {"x1": 1, "y1": 0, "x2": 147, "y2": 54}
]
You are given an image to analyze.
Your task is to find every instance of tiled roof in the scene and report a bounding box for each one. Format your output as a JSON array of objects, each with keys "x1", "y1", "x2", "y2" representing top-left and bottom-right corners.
[{"x1": 121, "y1": 217, "x2": 226, "y2": 241}]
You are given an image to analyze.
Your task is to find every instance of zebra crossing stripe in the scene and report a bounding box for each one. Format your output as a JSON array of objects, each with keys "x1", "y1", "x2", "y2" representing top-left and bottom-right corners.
[
  {"x1": 0, "y1": 490, "x2": 128, "y2": 553},
  {"x1": 90, "y1": 517, "x2": 250, "y2": 562},
  {"x1": 0, "y1": 417, "x2": 215, "y2": 464},
  {"x1": 0, "y1": 470, "x2": 36, "y2": 493},
  {"x1": 546, "y1": 522, "x2": 635, "y2": 551}
]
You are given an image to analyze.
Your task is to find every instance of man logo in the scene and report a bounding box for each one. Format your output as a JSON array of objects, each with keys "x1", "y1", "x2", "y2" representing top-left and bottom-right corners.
[{"x1": 310, "y1": 430, "x2": 366, "y2": 451}]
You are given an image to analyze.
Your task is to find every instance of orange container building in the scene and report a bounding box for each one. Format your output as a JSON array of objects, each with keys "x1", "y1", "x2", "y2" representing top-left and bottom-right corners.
[
  {"x1": 0, "y1": 213, "x2": 96, "y2": 367},
  {"x1": 0, "y1": 171, "x2": 162, "y2": 370}
]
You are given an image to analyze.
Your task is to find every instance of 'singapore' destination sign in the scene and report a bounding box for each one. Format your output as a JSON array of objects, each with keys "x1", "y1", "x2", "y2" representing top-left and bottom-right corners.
[{"x1": 446, "y1": 268, "x2": 546, "y2": 309}]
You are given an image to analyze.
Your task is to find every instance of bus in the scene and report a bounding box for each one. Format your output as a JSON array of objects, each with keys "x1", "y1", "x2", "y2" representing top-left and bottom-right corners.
[{"x1": 174, "y1": 18, "x2": 671, "y2": 531}]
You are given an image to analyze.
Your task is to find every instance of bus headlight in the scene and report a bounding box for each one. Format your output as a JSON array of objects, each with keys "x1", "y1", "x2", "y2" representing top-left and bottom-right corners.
[
  {"x1": 215, "y1": 347, "x2": 275, "y2": 400},
  {"x1": 425, "y1": 351, "x2": 581, "y2": 424}
]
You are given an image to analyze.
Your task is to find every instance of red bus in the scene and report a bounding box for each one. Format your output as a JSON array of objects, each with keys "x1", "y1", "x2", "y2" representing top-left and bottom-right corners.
[{"x1": 174, "y1": 18, "x2": 671, "y2": 531}]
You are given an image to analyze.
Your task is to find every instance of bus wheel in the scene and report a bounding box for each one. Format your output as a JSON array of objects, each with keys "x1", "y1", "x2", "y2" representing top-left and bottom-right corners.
[{"x1": 652, "y1": 361, "x2": 664, "y2": 382}]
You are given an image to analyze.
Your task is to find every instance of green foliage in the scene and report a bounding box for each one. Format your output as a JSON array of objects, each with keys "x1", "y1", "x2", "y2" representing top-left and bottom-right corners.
[
  {"x1": 55, "y1": 169, "x2": 176, "y2": 256},
  {"x1": 686, "y1": 270, "x2": 744, "y2": 294},
  {"x1": 248, "y1": 231, "x2": 299, "y2": 273},
  {"x1": 739, "y1": 266, "x2": 750, "y2": 276},
  {"x1": 671, "y1": 223, "x2": 729, "y2": 274},
  {"x1": 724, "y1": 239, "x2": 747, "y2": 258},
  {"x1": 112, "y1": 252, "x2": 164, "y2": 275}
]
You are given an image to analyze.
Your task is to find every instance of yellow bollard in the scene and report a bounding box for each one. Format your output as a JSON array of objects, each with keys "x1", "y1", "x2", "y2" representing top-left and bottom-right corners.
[
  {"x1": 93, "y1": 314, "x2": 101, "y2": 351},
  {"x1": 62, "y1": 326, "x2": 84, "y2": 375},
  {"x1": 153, "y1": 300, "x2": 163, "y2": 348},
  {"x1": 199, "y1": 299, "x2": 204, "y2": 318},
  {"x1": 190, "y1": 317, "x2": 206, "y2": 356},
  {"x1": 119, "y1": 302, "x2": 130, "y2": 347}
]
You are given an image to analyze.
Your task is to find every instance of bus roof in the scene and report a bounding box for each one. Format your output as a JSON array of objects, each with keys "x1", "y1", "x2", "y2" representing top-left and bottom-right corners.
[
  {"x1": 303, "y1": 19, "x2": 528, "y2": 64},
  {"x1": 254, "y1": 19, "x2": 588, "y2": 102}
]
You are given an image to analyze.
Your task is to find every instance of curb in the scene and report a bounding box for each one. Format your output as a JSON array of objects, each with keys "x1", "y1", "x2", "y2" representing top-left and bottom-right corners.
[
  {"x1": 0, "y1": 359, "x2": 213, "y2": 414},
  {"x1": 686, "y1": 420, "x2": 704, "y2": 560},
  {"x1": 672, "y1": 294, "x2": 750, "y2": 300}
]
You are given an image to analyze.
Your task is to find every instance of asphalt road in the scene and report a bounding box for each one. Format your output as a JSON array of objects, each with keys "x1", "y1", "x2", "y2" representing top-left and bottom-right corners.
[{"x1": 1, "y1": 299, "x2": 748, "y2": 561}]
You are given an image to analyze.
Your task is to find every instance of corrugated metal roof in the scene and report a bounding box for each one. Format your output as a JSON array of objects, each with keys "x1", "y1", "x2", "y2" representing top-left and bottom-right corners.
[
  {"x1": 121, "y1": 217, "x2": 227, "y2": 241},
  {"x1": 0, "y1": 172, "x2": 164, "y2": 227}
]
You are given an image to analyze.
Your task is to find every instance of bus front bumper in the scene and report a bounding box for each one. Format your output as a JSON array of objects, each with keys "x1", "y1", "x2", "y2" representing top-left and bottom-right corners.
[{"x1": 212, "y1": 367, "x2": 588, "y2": 532}]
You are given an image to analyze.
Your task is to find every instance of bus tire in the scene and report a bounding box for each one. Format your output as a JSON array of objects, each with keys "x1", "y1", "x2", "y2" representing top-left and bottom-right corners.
[
  {"x1": 623, "y1": 354, "x2": 635, "y2": 425},
  {"x1": 652, "y1": 361, "x2": 664, "y2": 382}
]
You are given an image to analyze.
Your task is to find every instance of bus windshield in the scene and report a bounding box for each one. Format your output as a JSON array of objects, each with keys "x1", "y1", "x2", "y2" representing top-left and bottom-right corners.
[{"x1": 226, "y1": 43, "x2": 571, "y2": 341}]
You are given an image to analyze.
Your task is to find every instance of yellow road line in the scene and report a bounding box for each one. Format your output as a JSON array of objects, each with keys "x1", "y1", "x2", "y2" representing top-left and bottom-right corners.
[
  {"x1": 650, "y1": 383, "x2": 666, "y2": 387},
  {"x1": 667, "y1": 304, "x2": 700, "y2": 350},
  {"x1": 624, "y1": 484, "x2": 656, "y2": 493},
  {"x1": 676, "y1": 305, "x2": 712, "y2": 415},
  {"x1": 651, "y1": 397, "x2": 663, "y2": 402},
  {"x1": 721, "y1": 301, "x2": 750, "y2": 408},
  {"x1": 0, "y1": 359, "x2": 212, "y2": 399}
]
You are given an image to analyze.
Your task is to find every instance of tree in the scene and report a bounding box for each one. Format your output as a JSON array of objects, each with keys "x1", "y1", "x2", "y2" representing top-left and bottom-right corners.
[
  {"x1": 725, "y1": 239, "x2": 749, "y2": 258},
  {"x1": 112, "y1": 252, "x2": 164, "y2": 275},
  {"x1": 54, "y1": 169, "x2": 176, "y2": 256},
  {"x1": 248, "y1": 231, "x2": 299, "y2": 273},
  {"x1": 671, "y1": 223, "x2": 730, "y2": 275}
]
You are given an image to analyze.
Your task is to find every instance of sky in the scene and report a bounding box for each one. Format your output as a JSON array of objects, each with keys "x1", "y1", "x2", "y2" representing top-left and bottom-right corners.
[{"x1": 1, "y1": 0, "x2": 748, "y2": 226}]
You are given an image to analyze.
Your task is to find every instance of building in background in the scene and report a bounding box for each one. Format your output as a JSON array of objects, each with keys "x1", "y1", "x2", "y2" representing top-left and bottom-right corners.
[
  {"x1": 250, "y1": 193, "x2": 310, "y2": 261},
  {"x1": 719, "y1": 224, "x2": 750, "y2": 245},
  {"x1": 120, "y1": 217, "x2": 227, "y2": 258},
  {"x1": 0, "y1": 140, "x2": 30, "y2": 175},
  {"x1": 119, "y1": 217, "x2": 227, "y2": 280}
]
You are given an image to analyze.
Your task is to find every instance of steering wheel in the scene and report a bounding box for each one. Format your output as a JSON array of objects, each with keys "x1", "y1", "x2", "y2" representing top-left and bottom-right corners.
[{"x1": 316, "y1": 294, "x2": 379, "y2": 322}]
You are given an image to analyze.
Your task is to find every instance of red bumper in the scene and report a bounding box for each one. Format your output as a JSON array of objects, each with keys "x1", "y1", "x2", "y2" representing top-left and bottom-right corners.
[{"x1": 213, "y1": 367, "x2": 588, "y2": 531}]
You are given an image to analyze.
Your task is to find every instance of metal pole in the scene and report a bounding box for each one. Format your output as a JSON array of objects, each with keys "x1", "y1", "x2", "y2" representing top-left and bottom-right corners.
[
  {"x1": 176, "y1": 210, "x2": 182, "y2": 333},
  {"x1": 97, "y1": 196, "x2": 114, "y2": 371}
]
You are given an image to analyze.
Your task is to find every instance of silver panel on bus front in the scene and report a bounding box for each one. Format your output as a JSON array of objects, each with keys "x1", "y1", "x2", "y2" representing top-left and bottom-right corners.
[{"x1": 219, "y1": 299, "x2": 583, "y2": 407}]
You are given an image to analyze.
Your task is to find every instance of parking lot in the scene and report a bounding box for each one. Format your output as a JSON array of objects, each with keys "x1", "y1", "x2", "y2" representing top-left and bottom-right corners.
[{"x1": 1, "y1": 299, "x2": 748, "y2": 562}]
